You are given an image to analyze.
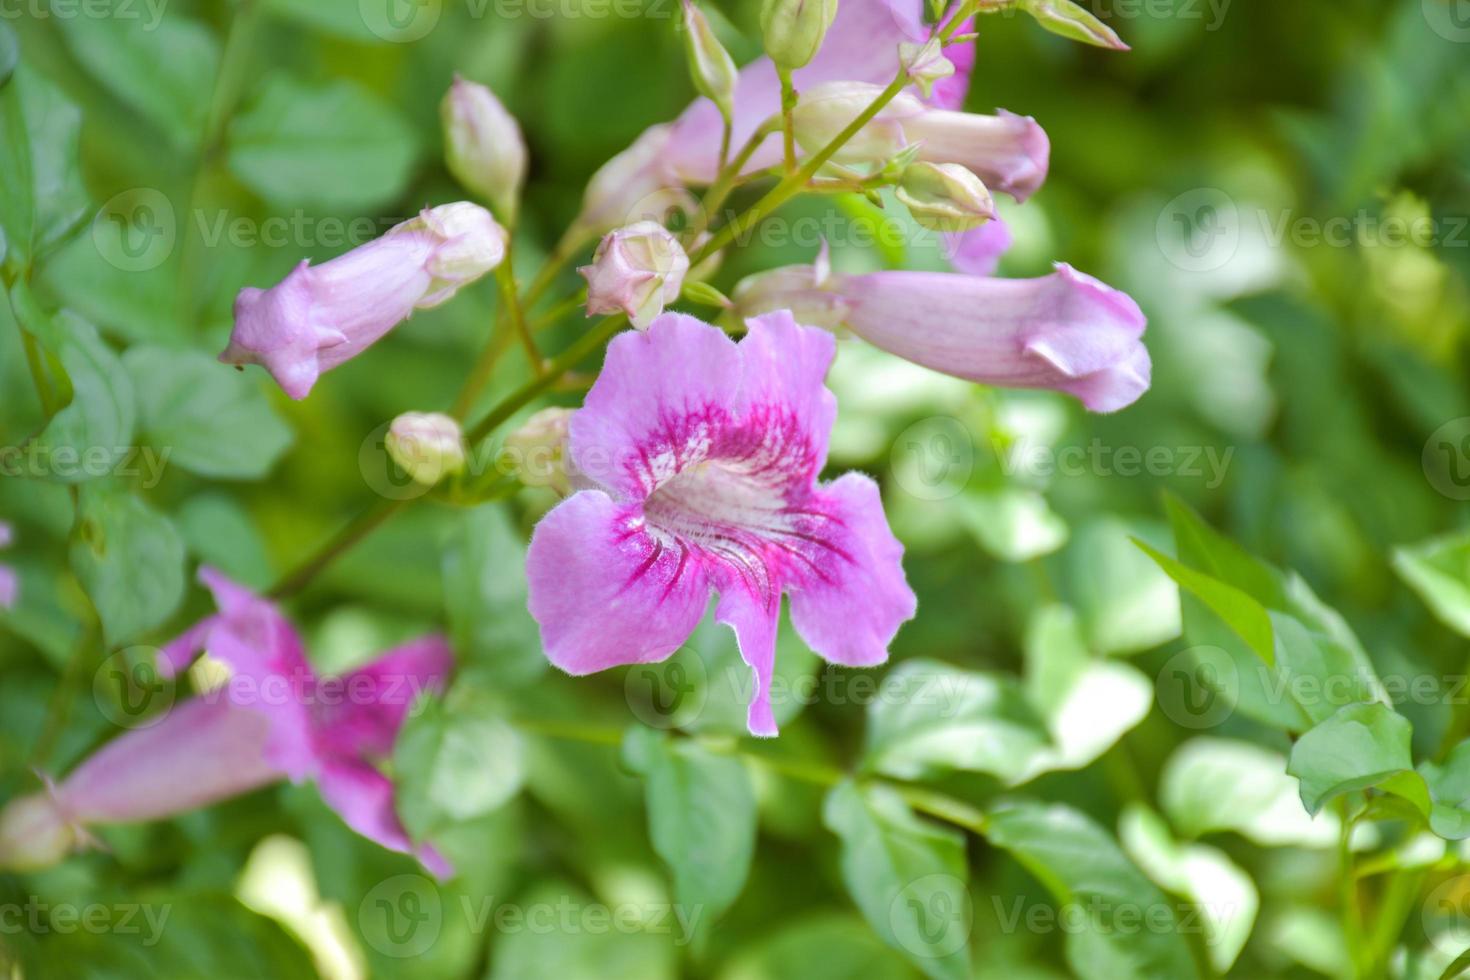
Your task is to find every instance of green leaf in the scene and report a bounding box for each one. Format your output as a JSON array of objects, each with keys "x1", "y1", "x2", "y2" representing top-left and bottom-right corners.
[
  {"x1": 29, "y1": 309, "x2": 137, "y2": 484},
  {"x1": 441, "y1": 505, "x2": 546, "y2": 687},
  {"x1": 1160, "y1": 737, "x2": 1338, "y2": 847},
  {"x1": 1286, "y1": 702, "x2": 1413, "y2": 815},
  {"x1": 1135, "y1": 538, "x2": 1276, "y2": 666},
  {"x1": 122, "y1": 346, "x2": 292, "y2": 479},
  {"x1": 69, "y1": 481, "x2": 185, "y2": 645},
  {"x1": 176, "y1": 493, "x2": 274, "y2": 589},
  {"x1": 58, "y1": 6, "x2": 219, "y2": 148},
  {"x1": 1064, "y1": 518, "x2": 1180, "y2": 655},
  {"x1": 0, "y1": 66, "x2": 89, "y2": 267},
  {"x1": 622, "y1": 728, "x2": 757, "y2": 941},
  {"x1": 1118, "y1": 804, "x2": 1258, "y2": 974},
  {"x1": 714, "y1": 913, "x2": 915, "y2": 980},
  {"x1": 393, "y1": 695, "x2": 525, "y2": 843},
  {"x1": 822, "y1": 780, "x2": 971, "y2": 980},
  {"x1": 0, "y1": 23, "x2": 16, "y2": 87},
  {"x1": 228, "y1": 75, "x2": 419, "y2": 211},
  {"x1": 985, "y1": 801, "x2": 1202, "y2": 980},
  {"x1": 959, "y1": 487, "x2": 1068, "y2": 562},
  {"x1": 1394, "y1": 530, "x2": 1470, "y2": 638},
  {"x1": 862, "y1": 659, "x2": 1051, "y2": 785},
  {"x1": 487, "y1": 880, "x2": 678, "y2": 980}
]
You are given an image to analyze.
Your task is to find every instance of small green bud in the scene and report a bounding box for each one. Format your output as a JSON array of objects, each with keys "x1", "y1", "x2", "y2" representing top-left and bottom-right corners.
[
  {"x1": 386, "y1": 412, "x2": 467, "y2": 486},
  {"x1": 681, "y1": 0, "x2": 738, "y2": 123},
  {"x1": 1020, "y1": 0, "x2": 1129, "y2": 50},
  {"x1": 899, "y1": 38, "x2": 955, "y2": 100},
  {"x1": 760, "y1": 0, "x2": 839, "y2": 71},
  {"x1": 895, "y1": 162, "x2": 996, "y2": 232},
  {"x1": 681, "y1": 279, "x2": 734, "y2": 309}
]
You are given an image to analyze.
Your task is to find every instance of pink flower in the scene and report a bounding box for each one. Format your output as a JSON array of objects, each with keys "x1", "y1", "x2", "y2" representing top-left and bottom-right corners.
[
  {"x1": 572, "y1": 0, "x2": 974, "y2": 234},
  {"x1": 0, "y1": 568, "x2": 454, "y2": 876},
  {"x1": 526, "y1": 312, "x2": 916, "y2": 737},
  {"x1": 0, "y1": 521, "x2": 15, "y2": 610},
  {"x1": 735, "y1": 262, "x2": 1150, "y2": 413},
  {"x1": 580, "y1": 221, "x2": 691, "y2": 329},
  {"x1": 223, "y1": 203, "x2": 506, "y2": 399},
  {"x1": 944, "y1": 216, "x2": 1014, "y2": 277}
]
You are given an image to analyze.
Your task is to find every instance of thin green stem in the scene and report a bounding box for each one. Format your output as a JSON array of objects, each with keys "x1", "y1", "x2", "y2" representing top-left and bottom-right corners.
[
  {"x1": 522, "y1": 227, "x2": 594, "y2": 312},
  {"x1": 496, "y1": 241, "x2": 544, "y2": 372},
  {"x1": 530, "y1": 289, "x2": 589, "y2": 333},
  {"x1": 778, "y1": 66, "x2": 797, "y2": 172},
  {"x1": 268, "y1": 498, "x2": 409, "y2": 599}
]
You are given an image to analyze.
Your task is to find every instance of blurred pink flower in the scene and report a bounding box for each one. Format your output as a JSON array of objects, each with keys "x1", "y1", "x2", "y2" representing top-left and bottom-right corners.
[
  {"x1": 223, "y1": 203, "x2": 506, "y2": 399},
  {"x1": 944, "y1": 216, "x2": 1014, "y2": 277},
  {"x1": 0, "y1": 521, "x2": 15, "y2": 610},
  {"x1": 736, "y1": 261, "x2": 1150, "y2": 413},
  {"x1": 0, "y1": 569, "x2": 454, "y2": 876},
  {"x1": 526, "y1": 312, "x2": 916, "y2": 736}
]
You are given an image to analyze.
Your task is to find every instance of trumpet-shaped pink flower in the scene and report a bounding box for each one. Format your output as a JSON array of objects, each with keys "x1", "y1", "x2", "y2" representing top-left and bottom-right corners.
[
  {"x1": 0, "y1": 521, "x2": 15, "y2": 610},
  {"x1": 526, "y1": 312, "x2": 916, "y2": 737},
  {"x1": 0, "y1": 568, "x2": 454, "y2": 876},
  {"x1": 735, "y1": 262, "x2": 1150, "y2": 413},
  {"x1": 944, "y1": 215, "x2": 1013, "y2": 277},
  {"x1": 573, "y1": 0, "x2": 974, "y2": 234},
  {"x1": 223, "y1": 203, "x2": 506, "y2": 399}
]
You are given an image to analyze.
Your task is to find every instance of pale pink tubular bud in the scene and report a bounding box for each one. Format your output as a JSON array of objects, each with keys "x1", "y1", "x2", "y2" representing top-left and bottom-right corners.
[
  {"x1": 386, "y1": 411, "x2": 467, "y2": 486},
  {"x1": 570, "y1": 125, "x2": 698, "y2": 239},
  {"x1": 0, "y1": 794, "x2": 75, "y2": 872},
  {"x1": 896, "y1": 162, "x2": 996, "y2": 232},
  {"x1": 504, "y1": 407, "x2": 574, "y2": 495},
  {"x1": 222, "y1": 202, "x2": 506, "y2": 399},
  {"x1": 579, "y1": 221, "x2": 691, "y2": 329},
  {"x1": 791, "y1": 82, "x2": 924, "y2": 163},
  {"x1": 441, "y1": 76, "x2": 529, "y2": 223}
]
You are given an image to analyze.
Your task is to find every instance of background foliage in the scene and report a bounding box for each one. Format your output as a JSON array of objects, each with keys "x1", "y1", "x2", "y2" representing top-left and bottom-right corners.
[{"x1": 3, "y1": 0, "x2": 1470, "y2": 977}]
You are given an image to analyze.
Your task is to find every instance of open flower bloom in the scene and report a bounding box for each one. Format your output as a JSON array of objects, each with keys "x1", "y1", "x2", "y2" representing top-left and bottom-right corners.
[
  {"x1": 735, "y1": 261, "x2": 1150, "y2": 413},
  {"x1": 0, "y1": 568, "x2": 453, "y2": 876},
  {"x1": 572, "y1": 0, "x2": 974, "y2": 234},
  {"x1": 526, "y1": 312, "x2": 916, "y2": 737},
  {"x1": 0, "y1": 521, "x2": 15, "y2": 610},
  {"x1": 223, "y1": 202, "x2": 506, "y2": 399},
  {"x1": 792, "y1": 82, "x2": 1050, "y2": 202}
]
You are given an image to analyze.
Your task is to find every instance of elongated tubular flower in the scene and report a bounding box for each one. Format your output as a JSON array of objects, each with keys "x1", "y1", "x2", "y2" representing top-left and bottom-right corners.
[
  {"x1": 572, "y1": 0, "x2": 974, "y2": 234},
  {"x1": 792, "y1": 83, "x2": 1050, "y2": 202},
  {"x1": 0, "y1": 568, "x2": 454, "y2": 876},
  {"x1": 0, "y1": 521, "x2": 15, "y2": 609},
  {"x1": 526, "y1": 312, "x2": 916, "y2": 737},
  {"x1": 944, "y1": 216, "x2": 1014, "y2": 277},
  {"x1": 222, "y1": 203, "x2": 506, "y2": 399},
  {"x1": 734, "y1": 263, "x2": 1150, "y2": 413}
]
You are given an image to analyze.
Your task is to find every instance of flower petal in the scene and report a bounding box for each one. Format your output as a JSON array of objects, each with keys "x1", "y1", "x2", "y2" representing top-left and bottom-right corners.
[
  {"x1": 713, "y1": 585, "x2": 782, "y2": 738},
  {"x1": 527, "y1": 490, "x2": 710, "y2": 675},
  {"x1": 733, "y1": 310, "x2": 838, "y2": 485},
  {"x1": 315, "y1": 635, "x2": 454, "y2": 759},
  {"x1": 943, "y1": 216, "x2": 1013, "y2": 277},
  {"x1": 570, "y1": 313, "x2": 742, "y2": 499},
  {"x1": 317, "y1": 758, "x2": 453, "y2": 879},
  {"x1": 787, "y1": 473, "x2": 916, "y2": 667}
]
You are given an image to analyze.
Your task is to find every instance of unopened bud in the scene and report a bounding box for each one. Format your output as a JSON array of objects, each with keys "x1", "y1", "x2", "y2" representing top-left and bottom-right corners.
[
  {"x1": 900, "y1": 39, "x2": 955, "y2": 100},
  {"x1": 791, "y1": 82, "x2": 923, "y2": 164},
  {"x1": 386, "y1": 412, "x2": 466, "y2": 486},
  {"x1": 681, "y1": 0, "x2": 738, "y2": 123},
  {"x1": 760, "y1": 0, "x2": 838, "y2": 71},
  {"x1": 505, "y1": 407, "x2": 574, "y2": 495},
  {"x1": 0, "y1": 794, "x2": 74, "y2": 872},
  {"x1": 580, "y1": 221, "x2": 690, "y2": 329},
  {"x1": 1020, "y1": 0, "x2": 1129, "y2": 50},
  {"x1": 895, "y1": 162, "x2": 996, "y2": 232},
  {"x1": 442, "y1": 77, "x2": 529, "y2": 223}
]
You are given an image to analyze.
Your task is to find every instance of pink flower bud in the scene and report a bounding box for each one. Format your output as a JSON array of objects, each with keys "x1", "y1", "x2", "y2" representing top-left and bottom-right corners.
[
  {"x1": 441, "y1": 76, "x2": 528, "y2": 223},
  {"x1": 386, "y1": 412, "x2": 467, "y2": 486},
  {"x1": 504, "y1": 407, "x2": 574, "y2": 495},
  {"x1": 0, "y1": 521, "x2": 16, "y2": 610},
  {"x1": 579, "y1": 221, "x2": 690, "y2": 329},
  {"x1": 223, "y1": 202, "x2": 506, "y2": 399},
  {"x1": 0, "y1": 794, "x2": 74, "y2": 872}
]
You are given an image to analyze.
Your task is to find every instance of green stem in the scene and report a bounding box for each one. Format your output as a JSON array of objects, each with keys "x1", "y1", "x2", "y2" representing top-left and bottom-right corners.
[
  {"x1": 1362, "y1": 868, "x2": 1424, "y2": 979},
  {"x1": 530, "y1": 288, "x2": 589, "y2": 333},
  {"x1": 778, "y1": 67, "x2": 797, "y2": 172},
  {"x1": 522, "y1": 227, "x2": 593, "y2": 312},
  {"x1": 496, "y1": 241, "x2": 544, "y2": 372},
  {"x1": 268, "y1": 498, "x2": 409, "y2": 599}
]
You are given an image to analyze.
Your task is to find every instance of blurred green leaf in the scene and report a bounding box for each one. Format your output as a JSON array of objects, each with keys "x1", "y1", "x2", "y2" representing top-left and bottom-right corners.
[
  {"x1": 985, "y1": 801, "x2": 1202, "y2": 980},
  {"x1": 1064, "y1": 518, "x2": 1180, "y2": 656},
  {"x1": 29, "y1": 309, "x2": 137, "y2": 484},
  {"x1": 69, "y1": 480, "x2": 185, "y2": 645},
  {"x1": 959, "y1": 487, "x2": 1068, "y2": 563},
  {"x1": 862, "y1": 658, "x2": 1050, "y2": 784},
  {"x1": 394, "y1": 695, "x2": 525, "y2": 843},
  {"x1": 714, "y1": 913, "x2": 915, "y2": 980},
  {"x1": 0, "y1": 65, "x2": 89, "y2": 268},
  {"x1": 1160, "y1": 737, "x2": 1337, "y2": 847},
  {"x1": 176, "y1": 492, "x2": 274, "y2": 588},
  {"x1": 58, "y1": 7, "x2": 219, "y2": 149},
  {"x1": 823, "y1": 780, "x2": 971, "y2": 980},
  {"x1": 123, "y1": 346, "x2": 292, "y2": 479},
  {"x1": 228, "y1": 75, "x2": 420, "y2": 211},
  {"x1": 1394, "y1": 530, "x2": 1470, "y2": 639},
  {"x1": 486, "y1": 879, "x2": 678, "y2": 980},
  {"x1": 441, "y1": 504, "x2": 546, "y2": 687},
  {"x1": 622, "y1": 727, "x2": 757, "y2": 942}
]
